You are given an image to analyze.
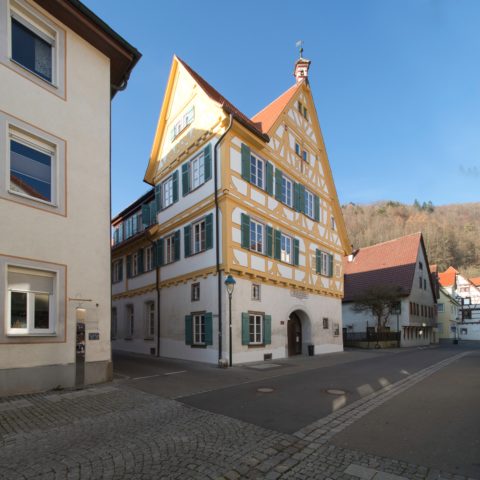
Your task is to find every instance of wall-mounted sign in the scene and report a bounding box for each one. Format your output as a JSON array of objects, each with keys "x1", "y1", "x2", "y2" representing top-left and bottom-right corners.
[{"x1": 88, "y1": 332, "x2": 100, "y2": 341}]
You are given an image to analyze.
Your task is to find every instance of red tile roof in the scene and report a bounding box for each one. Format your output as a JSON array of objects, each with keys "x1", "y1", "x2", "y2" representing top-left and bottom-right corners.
[
  {"x1": 438, "y1": 266, "x2": 458, "y2": 287},
  {"x1": 251, "y1": 84, "x2": 300, "y2": 134},
  {"x1": 469, "y1": 276, "x2": 480, "y2": 287},
  {"x1": 343, "y1": 233, "x2": 424, "y2": 302},
  {"x1": 176, "y1": 57, "x2": 269, "y2": 142}
]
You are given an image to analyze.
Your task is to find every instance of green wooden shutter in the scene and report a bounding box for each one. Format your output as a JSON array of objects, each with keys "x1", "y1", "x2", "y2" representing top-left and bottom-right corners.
[
  {"x1": 184, "y1": 224, "x2": 191, "y2": 257},
  {"x1": 316, "y1": 249, "x2": 321, "y2": 274},
  {"x1": 204, "y1": 144, "x2": 212, "y2": 181},
  {"x1": 149, "y1": 201, "x2": 157, "y2": 225},
  {"x1": 263, "y1": 315, "x2": 272, "y2": 345},
  {"x1": 266, "y1": 162, "x2": 273, "y2": 195},
  {"x1": 314, "y1": 195, "x2": 320, "y2": 222},
  {"x1": 299, "y1": 184, "x2": 306, "y2": 213},
  {"x1": 241, "y1": 213, "x2": 250, "y2": 249},
  {"x1": 182, "y1": 163, "x2": 190, "y2": 196},
  {"x1": 141, "y1": 204, "x2": 150, "y2": 227},
  {"x1": 293, "y1": 183, "x2": 300, "y2": 211},
  {"x1": 126, "y1": 255, "x2": 132, "y2": 278},
  {"x1": 241, "y1": 144, "x2": 251, "y2": 182},
  {"x1": 172, "y1": 170, "x2": 179, "y2": 203},
  {"x1": 157, "y1": 239, "x2": 164, "y2": 266},
  {"x1": 138, "y1": 249, "x2": 144, "y2": 274},
  {"x1": 174, "y1": 230, "x2": 181, "y2": 261},
  {"x1": 293, "y1": 239, "x2": 300, "y2": 266},
  {"x1": 185, "y1": 315, "x2": 193, "y2": 345},
  {"x1": 328, "y1": 254, "x2": 334, "y2": 277},
  {"x1": 266, "y1": 225, "x2": 273, "y2": 257},
  {"x1": 205, "y1": 213, "x2": 214, "y2": 250},
  {"x1": 241, "y1": 312, "x2": 250, "y2": 345},
  {"x1": 275, "y1": 168, "x2": 283, "y2": 201},
  {"x1": 205, "y1": 312, "x2": 213, "y2": 345},
  {"x1": 155, "y1": 184, "x2": 162, "y2": 212},
  {"x1": 274, "y1": 229, "x2": 281, "y2": 260}
]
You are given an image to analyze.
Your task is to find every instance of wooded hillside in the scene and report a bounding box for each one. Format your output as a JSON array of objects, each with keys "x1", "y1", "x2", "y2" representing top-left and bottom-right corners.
[{"x1": 341, "y1": 201, "x2": 480, "y2": 278}]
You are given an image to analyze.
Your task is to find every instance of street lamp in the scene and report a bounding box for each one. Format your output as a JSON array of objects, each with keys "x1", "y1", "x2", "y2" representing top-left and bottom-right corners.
[{"x1": 225, "y1": 274, "x2": 236, "y2": 367}]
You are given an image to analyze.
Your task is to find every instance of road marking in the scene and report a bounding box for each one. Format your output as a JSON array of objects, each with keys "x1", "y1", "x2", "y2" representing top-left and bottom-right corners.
[
  {"x1": 164, "y1": 370, "x2": 186, "y2": 376},
  {"x1": 132, "y1": 374, "x2": 160, "y2": 381}
]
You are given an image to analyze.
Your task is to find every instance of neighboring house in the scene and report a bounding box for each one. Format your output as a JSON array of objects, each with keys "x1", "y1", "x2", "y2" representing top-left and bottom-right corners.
[
  {"x1": 342, "y1": 233, "x2": 438, "y2": 347},
  {"x1": 438, "y1": 266, "x2": 480, "y2": 341},
  {"x1": 111, "y1": 54, "x2": 351, "y2": 364},
  {"x1": 0, "y1": 0, "x2": 140, "y2": 395},
  {"x1": 436, "y1": 286, "x2": 460, "y2": 342}
]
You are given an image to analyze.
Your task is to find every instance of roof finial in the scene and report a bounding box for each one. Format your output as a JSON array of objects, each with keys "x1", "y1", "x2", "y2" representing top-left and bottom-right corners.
[{"x1": 296, "y1": 40, "x2": 304, "y2": 59}]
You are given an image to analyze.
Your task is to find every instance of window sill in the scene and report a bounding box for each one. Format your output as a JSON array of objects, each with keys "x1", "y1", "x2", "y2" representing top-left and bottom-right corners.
[
  {"x1": 10, "y1": 58, "x2": 58, "y2": 89},
  {"x1": 8, "y1": 189, "x2": 58, "y2": 208},
  {"x1": 247, "y1": 344, "x2": 266, "y2": 348},
  {"x1": 191, "y1": 344, "x2": 207, "y2": 349},
  {"x1": 7, "y1": 332, "x2": 56, "y2": 337},
  {"x1": 144, "y1": 337, "x2": 154, "y2": 341}
]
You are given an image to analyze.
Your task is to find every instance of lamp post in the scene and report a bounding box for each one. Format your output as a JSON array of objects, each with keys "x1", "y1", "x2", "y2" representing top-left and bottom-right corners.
[{"x1": 224, "y1": 274, "x2": 236, "y2": 367}]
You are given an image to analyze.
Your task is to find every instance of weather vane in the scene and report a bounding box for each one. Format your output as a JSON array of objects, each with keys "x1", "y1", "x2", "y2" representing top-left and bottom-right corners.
[{"x1": 296, "y1": 40, "x2": 304, "y2": 58}]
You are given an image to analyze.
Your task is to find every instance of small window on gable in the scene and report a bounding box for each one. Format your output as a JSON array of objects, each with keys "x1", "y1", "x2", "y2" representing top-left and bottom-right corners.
[
  {"x1": 295, "y1": 142, "x2": 301, "y2": 157},
  {"x1": 323, "y1": 317, "x2": 329, "y2": 329},
  {"x1": 192, "y1": 283, "x2": 200, "y2": 302},
  {"x1": 170, "y1": 106, "x2": 195, "y2": 142},
  {"x1": 252, "y1": 283, "x2": 261, "y2": 301},
  {"x1": 331, "y1": 216, "x2": 336, "y2": 231},
  {"x1": 302, "y1": 150, "x2": 308, "y2": 162}
]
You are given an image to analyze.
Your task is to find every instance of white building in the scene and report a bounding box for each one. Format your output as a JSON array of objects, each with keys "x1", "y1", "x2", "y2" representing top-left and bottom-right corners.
[
  {"x1": 439, "y1": 267, "x2": 480, "y2": 342},
  {"x1": 0, "y1": 0, "x2": 140, "y2": 395},
  {"x1": 111, "y1": 55, "x2": 351, "y2": 365},
  {"x1": 342, "y1": 233, "x2": 438, "y2": 347}
]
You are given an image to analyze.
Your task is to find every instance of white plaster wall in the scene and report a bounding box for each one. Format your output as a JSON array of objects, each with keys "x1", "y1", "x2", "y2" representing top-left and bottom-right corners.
[
  {"x1": 0, "y1": 11, "x2": 111, "y2": 370},
  {"x1": 229, "y1": 277, "x2": 343, "y2": 364}
]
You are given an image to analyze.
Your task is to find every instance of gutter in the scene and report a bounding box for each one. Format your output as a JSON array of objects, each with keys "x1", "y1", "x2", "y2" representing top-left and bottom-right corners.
[{"x1": 214, "y1": 114, "x2": 233, "y2": 363}]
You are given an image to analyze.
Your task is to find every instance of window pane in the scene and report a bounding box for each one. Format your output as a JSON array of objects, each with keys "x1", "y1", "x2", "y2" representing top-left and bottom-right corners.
[
  {"x1": 34, "y1": 293, "x2": 49, "y2": 329},
  {"x1": 11, "y1": 291, "x2": 27, "y2": 328},
  {"x1": 10, "y1": 140, "x2": 52, "y2": 201},
  {"x1": 11, "y1": 19, "x2": 52, "y2": 82}
]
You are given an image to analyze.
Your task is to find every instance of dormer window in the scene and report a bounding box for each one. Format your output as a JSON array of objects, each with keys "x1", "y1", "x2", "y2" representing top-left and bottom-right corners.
[{"x1": 170, "y1": 106, "x2": 195, "y2": 142}]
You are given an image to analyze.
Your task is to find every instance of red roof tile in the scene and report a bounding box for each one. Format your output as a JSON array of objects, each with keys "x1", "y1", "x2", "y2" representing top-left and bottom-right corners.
[
  {"x1": 469, "y1": 276, "x2": 480, "y2": 287},
  {"x1": 251, "y1": 84, "x2": 300, "y2": 134},
  {"x1": 438, "y1": 266, "x2": 458, "y2": 287},
  {"x1": 343, "y1": 233, "x2": 424, "y2": 302},
  {"x1": 176, "y1": 57, "x2": 269, "y2": 142}
]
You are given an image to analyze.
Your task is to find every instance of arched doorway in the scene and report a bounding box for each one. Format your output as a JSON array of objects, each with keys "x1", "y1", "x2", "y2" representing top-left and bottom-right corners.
[{"x1": 287, "y1": 312, "x2": 302, "y2": 356}]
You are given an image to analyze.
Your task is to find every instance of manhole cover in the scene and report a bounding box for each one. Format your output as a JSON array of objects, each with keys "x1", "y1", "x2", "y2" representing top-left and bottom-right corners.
[
  {"x1": 257, "y1": 387, "x2": 274, "y2": 393},
  {"x1": 326, "y1": 389, "x2": 346, "y2": 395}
]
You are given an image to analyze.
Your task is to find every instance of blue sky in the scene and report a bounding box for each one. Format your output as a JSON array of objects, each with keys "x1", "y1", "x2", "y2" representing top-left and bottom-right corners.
[{"x1": 83, "y1": 0, "x2": 480, "y2": 216}]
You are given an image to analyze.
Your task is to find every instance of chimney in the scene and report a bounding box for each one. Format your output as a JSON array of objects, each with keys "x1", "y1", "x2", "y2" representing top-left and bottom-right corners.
[{"x1": 294, "y1": 57, "x2": 311, "y2": 84}]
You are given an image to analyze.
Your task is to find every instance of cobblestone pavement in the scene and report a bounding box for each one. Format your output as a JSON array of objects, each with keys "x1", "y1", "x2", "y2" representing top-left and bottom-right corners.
[{"x1": 0, "y1": 351, "x2": 475, "y2": 480}]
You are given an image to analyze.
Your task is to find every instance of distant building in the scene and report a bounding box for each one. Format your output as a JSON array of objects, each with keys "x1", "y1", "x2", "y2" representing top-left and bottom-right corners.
[
  {"x1": 0, "y1": 0, "x2": 140, "y2": 395},
  {"x1": 438, "y1": 267, "x2": 480, "y2": 341},
  {"x1": 436, "y1": 286, "x2": 460, "y2": 342},
  {"x1": 111, "y1": 54, "x2": 351, "y2": 364},
  {"x1": 342, "y1": 233, "x2": 438, "y2": 347}
]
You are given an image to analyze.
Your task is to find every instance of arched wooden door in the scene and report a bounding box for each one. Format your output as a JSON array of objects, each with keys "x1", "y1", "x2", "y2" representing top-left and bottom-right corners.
[{"x1": 287, "y1": 312, "x2": 302, "y2": 356}]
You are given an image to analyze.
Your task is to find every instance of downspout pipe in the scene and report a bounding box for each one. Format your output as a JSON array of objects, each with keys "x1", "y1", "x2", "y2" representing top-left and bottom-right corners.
[
  {"x1": 145, "y1": 234, "x2": 161, "y2": 357},
  {"x1": 214, "y1": 114, "x2": 233, "y2": 363}
]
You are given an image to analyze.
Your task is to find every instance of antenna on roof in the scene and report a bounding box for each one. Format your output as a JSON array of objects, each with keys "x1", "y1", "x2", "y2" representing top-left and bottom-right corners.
[{"x1": 296, "y1": 40, "x2": 304, "y2": 58}]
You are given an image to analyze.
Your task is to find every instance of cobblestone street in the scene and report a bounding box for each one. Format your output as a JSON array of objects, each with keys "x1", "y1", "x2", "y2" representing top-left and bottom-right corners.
[{"x1": 0, "y1": 350, "x2": 477, "y2": 480}]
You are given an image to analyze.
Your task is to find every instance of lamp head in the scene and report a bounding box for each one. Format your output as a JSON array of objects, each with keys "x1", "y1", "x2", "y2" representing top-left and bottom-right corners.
[{"x1": 224, "y1": 274, "x2": 236, "y2": 295}]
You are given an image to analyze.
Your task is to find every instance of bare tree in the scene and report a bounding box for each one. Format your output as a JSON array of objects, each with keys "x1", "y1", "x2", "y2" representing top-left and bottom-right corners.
[{"x1": 353, "y1": 285, "x2": 403, "y2": 331}]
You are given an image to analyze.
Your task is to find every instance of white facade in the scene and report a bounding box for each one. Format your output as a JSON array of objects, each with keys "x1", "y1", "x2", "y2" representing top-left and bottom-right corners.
[{"x1": 0, "y1": 0, "x2": 138, "y2": 395}]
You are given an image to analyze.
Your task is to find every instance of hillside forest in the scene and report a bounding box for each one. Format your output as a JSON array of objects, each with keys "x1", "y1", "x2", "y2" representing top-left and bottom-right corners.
[{"x1": 341, "y1": 201, "x2": 480, "y2": 278}]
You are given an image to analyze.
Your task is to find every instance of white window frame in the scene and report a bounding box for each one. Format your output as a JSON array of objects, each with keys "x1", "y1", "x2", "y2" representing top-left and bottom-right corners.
[
  {"x1": 192, "y1": 219, "x2": 206, "y2": 254},
  {"x1": 126, "y1": 305, "x2": 134, "y2": 338},
  {"x1": 162, "y1": 175, "x2": 173, "y2": 208},
  {"x1": 295, "y1": 142, "x2": 301, "y2": 156},
  {"x1": 145, "y1": 302, "x2": 155, "y2": 338},
  {"x1": 249, "y1": 219, "x2": 264, "y2": 254},
  {"x1": 170, "y1": 106, "x2": 195, "y2": 142},
  {"x1": 190, "y1": 152, "x2": 205, "y2": 190},
  {"x1": 6, "y1": 265, "x2": 56, "y2": 335},
  {"x1": 251, "y1": 283, "x2": 261, "y2": 301},
  {"x1": 1, "y1": 0, "x2": 66, "y2": 97},
  {"x1": 304, "y1": 189, "x2": 314, "y2": 219},
  {"x1": 191, "y1": 283, "x2": 200, "y2": 302},
  {"x1": 438, "y1": 303, "x2": 445, "y2": 313},
  {"x1": 165, "y1": 234, "x2": 175, "y2": 264},
  {"x1": 250, "y1": 153, "x2": 264, "y2": 189},
  {"x1": 323, "y1": 317, "x2": 329, "y2": 329},
  {"x1": 320, "y1": 251, "x2": 329, "y2": 276},
  {"x1": 280, "y1": 233, "x2": 292, "y2": 264},
  {"x1": 249, "y1": 314, "x2": 263, "y2": 345},
  {"x1": 144, "y1": 246, "x2": 153, "y2": 272},
  {"x1": 112, "y1": 259, "x2": 123, "y2": 283},
  {"x1": 193, "y1": 313, "x2": 206, "y2": 345},
  {"x1": 302, "y1": 150, "x2": 308, "y2": 162},
  {"x1": 281, "y1": 175, "x2": 293, "y2": 207}
]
